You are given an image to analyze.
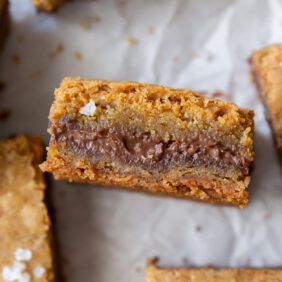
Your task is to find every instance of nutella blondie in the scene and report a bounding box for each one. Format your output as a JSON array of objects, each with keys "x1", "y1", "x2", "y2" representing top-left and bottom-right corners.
[
  {"x1": 251, "y1": 44, "x2": 282, "y2": 159},
  {"x1": 0, "y1": 136, "x2": 54, "y2": 282},
  {"x1": 41, "y1": 77, "x2": 254, "y2": 207},
  {"x1": 146, "y1": 259, "x2": 282, "y2": 282}
]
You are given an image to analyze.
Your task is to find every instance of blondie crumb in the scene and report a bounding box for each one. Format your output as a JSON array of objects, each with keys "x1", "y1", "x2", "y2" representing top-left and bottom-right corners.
[
  {"x1": 79, "y1": 20, "x2": 90, "y2": 30},
  {"x1": 49, "y1": 43, "x2": 64, "y2": 59},
  {"x1": 147, "y1": 26, "x2": 154, "y2": 35},
  {"x1": 74, "y1": 51, "x2": 82, "y2": 60},
  {"x1": 12, "y1": 54, "x2": 20, "y2": 63},
  {"x1": 93, "y1": 16, "x2": 101, "y2": 23}
]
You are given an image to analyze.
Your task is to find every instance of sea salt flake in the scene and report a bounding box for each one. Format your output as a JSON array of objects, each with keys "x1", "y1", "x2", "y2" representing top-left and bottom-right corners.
[
  {"x1": 11, "y1": 261, "x2": 26, "y2": 273},
  {"x1": 2, "y1": 261, "x2": 26, "y2": 281},
  {"x1": 18, "y1": 272, "x2": 30, "y2": 282},
  {"x1": 33, "y1": 266, "x2": 45, "y2": 278},
  {"x1": 280, "y1": 62, "x2": 282, "y2": 66},
  {"x1": 14, "y1": 249, "x2": 32, "y2": 261},
  {"x1": 79, "y1": 100, "x2": 96, "y2": 116},
  {"x1": 2, "y1": 266, "x2": 19, "y2": 281}
]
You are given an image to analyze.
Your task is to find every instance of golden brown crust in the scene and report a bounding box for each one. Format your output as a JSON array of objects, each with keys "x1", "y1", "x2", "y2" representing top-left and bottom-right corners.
[
  {"x1": 0, "y1": 136, "x2": 54, "y2": 282},
  {"x1": 31, "y1": 0, "x2": 63, "y2": 12},
  {"x1": 251, "y1": 44, "x2": 282, "y2": 152},
  {"x1": 146, "y1": 259, "x2": 282, "y2": 282},
  {"x1": 42, "y1": 77, "x2": 254, "y2": 208}
]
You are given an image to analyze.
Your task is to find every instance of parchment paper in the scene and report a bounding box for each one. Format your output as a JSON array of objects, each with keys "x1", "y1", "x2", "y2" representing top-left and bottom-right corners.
[{"x1": 1, "y1": 0, "x2": 282, "y2": 281}]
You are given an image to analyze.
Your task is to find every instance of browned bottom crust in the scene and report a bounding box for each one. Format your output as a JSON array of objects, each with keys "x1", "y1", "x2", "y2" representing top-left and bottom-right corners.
[
  {"x1": 41, "y1": 147, "x2": 248, "y2": 207},
  {"x1": 146, "y1": 259, "x2": 282, "y2": 282}
]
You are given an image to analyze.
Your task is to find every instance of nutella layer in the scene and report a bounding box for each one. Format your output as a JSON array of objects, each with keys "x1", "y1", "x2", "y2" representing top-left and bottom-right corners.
[
  {"x1": 51, "y1": 115, "x2": 252, "y2": 175},
  {"x1": 251, "y1": 44, "x2": 282, "y2": 159},
  {"x1": 41, "y1": 77, "x2": 254, "y2": 207}
]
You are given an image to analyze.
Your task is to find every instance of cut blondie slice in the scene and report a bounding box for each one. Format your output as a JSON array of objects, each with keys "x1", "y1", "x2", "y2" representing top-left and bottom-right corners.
[
  {"x1": 31, "y1": 0, "x2": 64, "y2": 12},
  {"x1": 0, "y1": 136, "x2": 54, "y2": 282},
  {"x1": 41, "y1": 77, "x2": 254, "y2": 207},
  {"x1": 146, "y1": 259, "x2": 282, "y2": 282},
  {"x1": 0, "y1": 0, "x2": 9, "y2": 50},
  {"x1": 251, "y1": 44, "x2": 282, "y2": 159}
]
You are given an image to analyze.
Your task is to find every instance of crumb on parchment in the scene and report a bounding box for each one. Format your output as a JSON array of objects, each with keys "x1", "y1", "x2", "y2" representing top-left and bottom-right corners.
[
  {"x1": 56, "y1": 44, "x2": 64, "y2": 53},
  {"x1": 49, "y1": 43, "x2": 64, "y2": 59},
  {"x1": 147, "y1": 26, "x2": 154, "y2": 35},
  {"x1": 0, "y1": 81, "x2": 7, "y2": 91},
  {"x1": 195, "y1": 225, "x2": 202, "y2": 232},
  {"x1": 93, "y1": 16, "x2": 101, "y2": 23},
  {"x1": 12, "y1": 54, "x2": 20, "y2": 63},
  {"x1": 74, "y1": 51, "x2": 82, "y2": 60},
  {"x1": 0, "y1": 109, "x2": 11, "y2": 121},
  {"x1": 127, "y1": 36, "x2": 137, "y2": 44},
  {"x1": 80, "y1": 20, "x2": 90, "y2": 30}
]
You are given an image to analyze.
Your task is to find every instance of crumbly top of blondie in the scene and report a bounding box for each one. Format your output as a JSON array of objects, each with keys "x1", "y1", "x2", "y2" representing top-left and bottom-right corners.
[{"x1": 49, "y1": 77, "x2": 254, "y2": 150}]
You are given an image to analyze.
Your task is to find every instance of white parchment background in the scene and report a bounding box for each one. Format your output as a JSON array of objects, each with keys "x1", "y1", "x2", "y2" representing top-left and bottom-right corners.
[{"x1": 1, "y1": 0, "x2": 282, "y2": 281}]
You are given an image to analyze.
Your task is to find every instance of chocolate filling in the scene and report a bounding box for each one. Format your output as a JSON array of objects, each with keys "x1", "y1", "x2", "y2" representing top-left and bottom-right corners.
[{"x1": 51, "y1": 115, "x2": 252, "y2": 175}]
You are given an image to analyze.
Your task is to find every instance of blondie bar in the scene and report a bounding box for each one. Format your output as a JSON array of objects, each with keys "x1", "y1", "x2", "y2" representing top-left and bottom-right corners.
[
  {"x1": 146, "y1": 259, "x2": 282, "y2": 282},
  {"x1": 31, "y1": 0, "x2": 63, "y2": 12},
  {"x1": 0, "y1": 136, "x2": 54, "y2": 282},
  {"x1": 251, "y1": 44, "x2": 282, "y2": 159},
  {"x1": 41, "y1": 77, "x2": 254, "y2": 207}
]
